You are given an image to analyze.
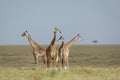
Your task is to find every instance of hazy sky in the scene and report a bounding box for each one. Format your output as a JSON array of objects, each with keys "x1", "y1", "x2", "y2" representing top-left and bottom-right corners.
[{"x1": 0, "y1": 0, "x2": 120, "y2": 45}]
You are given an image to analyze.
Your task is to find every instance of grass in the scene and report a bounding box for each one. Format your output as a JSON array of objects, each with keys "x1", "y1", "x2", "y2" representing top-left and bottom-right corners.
[
  {"x1": 0, "y1": 66, "x2": 120, "y2": 80},
  {"x1": 0, "y1": 45, "x2": 120, "y2": 80}
]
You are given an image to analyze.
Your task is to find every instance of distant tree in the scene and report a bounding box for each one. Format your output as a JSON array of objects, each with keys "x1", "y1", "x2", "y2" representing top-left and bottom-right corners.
[{"x1": 92, "y1": 40, "x2": 98, "y2": 45}]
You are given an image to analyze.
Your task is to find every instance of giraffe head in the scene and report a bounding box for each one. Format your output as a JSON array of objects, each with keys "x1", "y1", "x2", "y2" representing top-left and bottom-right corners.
[
  {"x1": 54, "y1": 27, "x2": 62, "y2": 33},
  {"x1": 21, "y1": 30, "x2": 28, "y2": 37},
  {"x1": 57, "y1": 36, "x2": 64, "y2": 42},
  {"x1": 73, "y1": 34, "x2": 82, "y2": 41}
]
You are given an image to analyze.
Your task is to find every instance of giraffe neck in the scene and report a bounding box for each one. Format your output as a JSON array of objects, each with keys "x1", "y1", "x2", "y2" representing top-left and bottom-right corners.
[
  {"x1": 60, "y1": 41, "x2": 64, "y2": 49},
  {"x1": 26, "y1": 33, "x2": 39, "y2": 49},
  {"x1": 64, "y1": 38, "x2": 76, "y2": 48},
  {"x1": 50, "y1": 32, "x2": 56, "y2": 46}
]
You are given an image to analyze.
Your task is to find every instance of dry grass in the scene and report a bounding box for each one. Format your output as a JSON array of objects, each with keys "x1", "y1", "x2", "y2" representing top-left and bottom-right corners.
[
  {"x1": 69, "y1": 45, "x2": 120, "y2": 67},
  {"x1": 0, "y1": 45, "x2": 120, "y2": 68},
  {"x1": 0, "y1": 45, "x2": 120, "y2": 80}
]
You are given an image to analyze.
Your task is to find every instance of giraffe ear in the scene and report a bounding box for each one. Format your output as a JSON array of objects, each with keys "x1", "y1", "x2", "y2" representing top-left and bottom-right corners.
[{"x1": 60, "y1": 36, "x2": 62, "y2": 39}]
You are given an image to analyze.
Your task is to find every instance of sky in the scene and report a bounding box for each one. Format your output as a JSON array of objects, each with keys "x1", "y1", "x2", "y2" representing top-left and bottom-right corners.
[{"x1": 0, "y1": 0, "x2": 120, "y2": 45}]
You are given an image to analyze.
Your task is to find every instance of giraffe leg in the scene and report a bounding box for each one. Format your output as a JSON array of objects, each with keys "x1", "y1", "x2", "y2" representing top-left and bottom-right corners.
[
  {"x1": 66, "y1": 57, "x2": 69, "y2": 69},
  {"x1": 64, "y1": 57, "x2": 67, "y2": 70},
  {"x1": 53, "y1": 54, "x2": 57, "y2": 69},
  {"x1": 58, "y1": 56, "x2": 62, "y2": 69},
  {"x1": 62, "y1": 57, "x2": 64, "y2": 68},
  {"x1": 55, "y1": 56, "x2": 59, "y2": 70},
  {"x1": 33, "y1": 53, "x2": 39, "y2": 70},
  {"x1": 57, "y1": 55, "x2": 60, "y2": 68},
  {"x1": 42, "y1": 55, "x2": 47, "y2": 64},
  {"x1": 53, "y1": 59, "x2": 57, "y2": 69},
  {"x1": 46, "y1": 58, "x2": 51, "y2": 70},
  {"x1": 58, "y1": 56, "x2": 64, "y2": 70}
]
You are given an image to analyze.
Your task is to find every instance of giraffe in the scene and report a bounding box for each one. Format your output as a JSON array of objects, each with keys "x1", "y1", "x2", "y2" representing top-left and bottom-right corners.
[
  {"x1": 46, "y1": 27, "x2": 61, "y2": 70},
  {"x1": 58, "y1": 34, "x2": 82, "y2": 70},
  {"x1": 21, "y1": 31, "x2": 47, "y2": 70},
  {"x1": 57, "y1": 36, "x2": 65, "y2": 69}
]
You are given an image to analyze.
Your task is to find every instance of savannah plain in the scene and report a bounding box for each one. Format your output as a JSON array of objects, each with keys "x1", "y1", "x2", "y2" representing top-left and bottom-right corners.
[{"x1": 0, "y1": 45, "x2": 120, "y2": 80}]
